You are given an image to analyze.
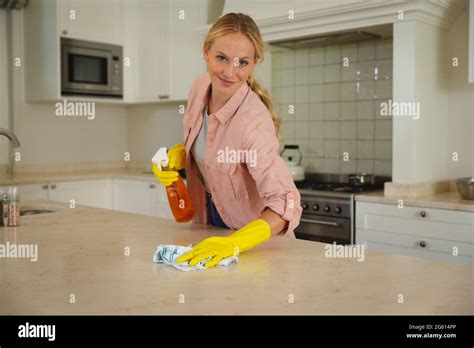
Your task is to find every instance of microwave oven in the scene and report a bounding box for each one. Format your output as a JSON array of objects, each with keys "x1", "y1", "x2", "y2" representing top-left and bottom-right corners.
[{"x1": 61, "y1": 38, "x2": 123, "y2": 98}]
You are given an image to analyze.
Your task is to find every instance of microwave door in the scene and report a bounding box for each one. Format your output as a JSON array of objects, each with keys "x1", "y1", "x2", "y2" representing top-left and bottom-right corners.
[{"x1": 61, "y1": 46, "x2": 113, "y2": 95}]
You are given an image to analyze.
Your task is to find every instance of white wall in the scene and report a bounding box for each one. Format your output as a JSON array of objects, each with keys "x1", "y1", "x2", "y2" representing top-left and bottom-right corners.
[
  {"x1": 393, "y1": 11, "x2": 473, "y2": 184},
  {"x1": 447, "y1": 10, "x2": 474, "y2": 178}
]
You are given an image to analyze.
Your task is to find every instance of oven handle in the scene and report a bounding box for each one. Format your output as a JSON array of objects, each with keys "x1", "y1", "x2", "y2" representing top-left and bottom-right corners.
[{"x1": 300, "y1": 218, "x2": 340, "y2": 227}]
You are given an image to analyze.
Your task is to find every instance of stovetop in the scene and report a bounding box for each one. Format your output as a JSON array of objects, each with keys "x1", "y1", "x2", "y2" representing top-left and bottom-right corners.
[
  {"x1": 295, "y1": 181, "x2": 383, "y2": 193},
  {"x1": 294, "y1": 173, "x2": 389, "y2": 196}
]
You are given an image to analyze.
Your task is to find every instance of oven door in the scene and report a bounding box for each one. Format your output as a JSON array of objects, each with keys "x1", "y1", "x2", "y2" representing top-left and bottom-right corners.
[
  {"x1": 61, "y1": 45, "x2": 114, "y2": 96},
  {"x1": 295, "y1": 215, "x2": 351, "y2": 244}
]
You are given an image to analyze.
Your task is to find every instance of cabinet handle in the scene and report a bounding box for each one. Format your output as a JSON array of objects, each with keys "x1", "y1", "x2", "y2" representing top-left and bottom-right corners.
[
  {"x1": 419, "y1": 240, "x2": 426, "y2": 248},
  {"x1": 149, "y1": 184, "x2": 155, "y2": 189},
  {"x1": 51, "y1": 184, "x2": 56, "y2": 189},
  {"x1": 62, "y1": 29, "x2": 68, "y2": 35},
  {"x1": 419, "y1": 210, "x2": 426, "y2": 218},
  {"x1": 42, "y1": 184, "x2": 49, "y2": 190},
  {"x1": 158, "y1": 95, "x2": 169, "y2": 100}
]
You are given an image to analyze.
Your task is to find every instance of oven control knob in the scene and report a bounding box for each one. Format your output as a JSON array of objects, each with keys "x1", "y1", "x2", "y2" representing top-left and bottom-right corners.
[
  {"x1": 312, "y1": 204, "x2": 319, "y2": 211},
  {"x1": 334, "y1": 206, "x2": 342, "y2": 214},
  {"x1": 302, "y1": 203, "x2": 308, "y2": 210},
  {"x1": 324, "y1": 205, "x2": 330, "y2": 212}
]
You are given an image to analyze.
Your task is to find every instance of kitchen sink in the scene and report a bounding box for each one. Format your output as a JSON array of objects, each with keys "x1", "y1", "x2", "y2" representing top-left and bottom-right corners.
[{"x1": 20, "y1": 209, "x2": 55, "y2": 216}]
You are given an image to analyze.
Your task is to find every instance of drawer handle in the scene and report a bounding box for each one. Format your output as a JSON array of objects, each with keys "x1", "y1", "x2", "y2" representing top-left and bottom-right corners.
[
  {"x1": 300, "y1": 218, "x2": 339, "y2": 227},
  {"x1": 42, "y1": 184, "x2": 49, "y2": 190},
  {"x1": 149, "y1": 184, "x2": 155, "y2": 189},
  {"x1": 51, "y1": 184, "x2": 56, "y2": 189},
  {"x1": 419, "y1": 240, "x2": 426, "y2": 248},
  {"x1": 419, "y1": 210, "x2": 426, "y2": 218}
]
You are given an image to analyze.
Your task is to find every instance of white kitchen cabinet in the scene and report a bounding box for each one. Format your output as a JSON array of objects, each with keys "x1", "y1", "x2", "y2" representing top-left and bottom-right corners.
[
  {"x1": 356, "y1": 201, "x2": 474, "y2": 265},
  {"x1": 112, "y1": 178, "x2": 172, "y2": 218},
  {"x1": 123, "y1": 0, "x2": 207, "y2": 103},
  {"x1": 4, "y1": 184, "x2": 49, "y2": 201},
  {"x1": 48, "y1": 179, "x2": 112, "y2": 209},
  {"x1": 58, "y1": 0, "x2": 124, "y2": 45}
]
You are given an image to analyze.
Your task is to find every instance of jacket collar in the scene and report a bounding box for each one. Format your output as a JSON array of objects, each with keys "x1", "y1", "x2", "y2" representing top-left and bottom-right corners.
[{"x1": 201, "y1": 75, "x2": 250, "y2": 125}]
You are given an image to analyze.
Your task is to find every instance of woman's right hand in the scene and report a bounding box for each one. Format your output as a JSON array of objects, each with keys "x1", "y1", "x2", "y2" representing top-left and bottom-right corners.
[{"x1": 152, "y1": 144, "x2": 186, "y2": 187}]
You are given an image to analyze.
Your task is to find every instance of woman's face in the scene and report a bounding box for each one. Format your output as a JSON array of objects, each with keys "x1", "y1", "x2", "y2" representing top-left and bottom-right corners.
[{"x1": 204, "y1": 32, "x2": 258, "y2": 98}]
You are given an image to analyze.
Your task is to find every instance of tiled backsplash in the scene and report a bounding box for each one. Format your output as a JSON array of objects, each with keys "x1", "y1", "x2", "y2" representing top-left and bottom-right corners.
[{"x1": 271, "y1": 39, "x2": 393, "y2": 176}]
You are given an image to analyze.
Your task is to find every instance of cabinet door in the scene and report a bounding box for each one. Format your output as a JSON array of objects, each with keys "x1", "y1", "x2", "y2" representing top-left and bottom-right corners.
[
  {"x1": 150, "y1": 183, "x2": 173, "y2": 219},
  {"x1": 168, "y1": 0, "x2": 207, "y2": 101},
  {"x1": 49, "y1": 179, "x2": 112, "y2": 209},
  {"x1": 124, "y1": 0, "x2": 170, "y2": 102},
  {"x1": 112, "y1": 178, "x2": 154, "y2": 215},
  {"x1": 58, "y1": 0, "x2": 124, "y2": 45},
  {"x1": 6, "y1": 184, "x2": 49, "y2": 201}
]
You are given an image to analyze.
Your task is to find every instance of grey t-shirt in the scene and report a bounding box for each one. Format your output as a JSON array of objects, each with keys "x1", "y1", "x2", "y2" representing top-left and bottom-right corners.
[{"x1": 191, "y1": 104, "x2": 209, "y2": 190}]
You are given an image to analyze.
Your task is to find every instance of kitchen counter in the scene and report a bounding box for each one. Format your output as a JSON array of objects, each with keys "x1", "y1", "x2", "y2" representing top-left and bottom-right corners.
[
  {"x1": 355, "y1": 190, "x2": 474, "y2": 212},
  {"x1": 1, "y1": 200, "x2": 472, "y2": 315},
  {"x1": 0, "y1": 169, "x2": 155, "y2": 186}
]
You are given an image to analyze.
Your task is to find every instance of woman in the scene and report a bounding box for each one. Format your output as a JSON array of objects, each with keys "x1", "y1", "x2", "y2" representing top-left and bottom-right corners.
[{"x1": 153, "y1": 13, "x2": 301, "y2": 268}]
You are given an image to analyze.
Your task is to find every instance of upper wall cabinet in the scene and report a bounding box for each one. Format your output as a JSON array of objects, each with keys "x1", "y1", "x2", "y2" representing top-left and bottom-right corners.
[
  {"x1": 23, "y1": 0, "x2": 207, "y2": 103},
  {"x1": 58, "y1": 0, "x2": 124, "y2": 45},
  {"x1": 123, "y1": 0, "x2": 207, "y2": 103}
]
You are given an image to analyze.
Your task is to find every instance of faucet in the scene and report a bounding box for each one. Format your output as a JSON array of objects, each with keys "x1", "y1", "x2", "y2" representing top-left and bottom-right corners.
[{"x1": 0, "y1": 128, "x2": 21, "y2": 147}]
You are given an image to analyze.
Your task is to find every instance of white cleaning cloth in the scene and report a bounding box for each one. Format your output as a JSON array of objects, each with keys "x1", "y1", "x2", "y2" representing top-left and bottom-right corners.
[{"x1": 153, "y1": 244, "x2": 238, "y2": 271}]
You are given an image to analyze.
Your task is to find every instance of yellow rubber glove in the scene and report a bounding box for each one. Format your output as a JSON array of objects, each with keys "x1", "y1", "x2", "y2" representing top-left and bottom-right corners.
[
  {"x1": 152, "y1": 144, "x2": 186, "y2": 187},
  {"x1": 176, "y1": 219, "x2": 271, "y2": 268}
]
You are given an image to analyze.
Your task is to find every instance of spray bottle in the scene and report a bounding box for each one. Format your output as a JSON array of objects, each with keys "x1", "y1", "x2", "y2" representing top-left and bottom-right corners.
[{"x1": 153, "y1": 147, "x2": 195, "y2": 223}]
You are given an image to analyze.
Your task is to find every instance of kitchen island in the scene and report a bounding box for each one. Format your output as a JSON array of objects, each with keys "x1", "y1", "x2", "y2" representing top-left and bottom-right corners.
[{"x1": 0, "y1": 200, "x2": 472, "y2": 315}]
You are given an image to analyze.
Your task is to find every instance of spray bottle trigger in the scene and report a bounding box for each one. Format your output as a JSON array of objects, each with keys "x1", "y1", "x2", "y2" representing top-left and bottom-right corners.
[{"x1": 152, "y1": 147, "x2": 169, "y2": 171}]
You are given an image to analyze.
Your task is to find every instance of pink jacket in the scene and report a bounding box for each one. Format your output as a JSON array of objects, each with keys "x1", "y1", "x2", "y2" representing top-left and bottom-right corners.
[{"x1": 183, "y1": 73, "x2": 302, "y2": 238}]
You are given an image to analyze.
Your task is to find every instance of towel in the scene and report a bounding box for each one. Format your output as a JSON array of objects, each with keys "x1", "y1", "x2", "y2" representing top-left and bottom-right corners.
[{"x1": 153, "y1": 244, "x2": 238, "y2": 271}]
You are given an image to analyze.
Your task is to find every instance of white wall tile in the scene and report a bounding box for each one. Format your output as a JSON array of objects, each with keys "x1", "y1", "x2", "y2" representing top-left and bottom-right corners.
[
  {"x1": 374, "y1": 139, "x2": 392, "y2": 159},
  {"x1": 357, "y1": 140, "x2": 374, "y2": 159},
  {"x1": 310, "y1": 121, "x2": 324, "y2": 139},
  {"x1": 341, "y1": 121, "x2": 357, "y2": 139},
  {"x1": 310, "y1": 84, "x2": 324, "y2": 102},
  {"x1": 375, "y1": 119, "x2": 392, "y2": 139},
  {"x1": 340, "y1": 101, "x2": 357, "y2": 119},
  {"x1": 308, "y1": 139, "x2": 324, "y2": 156},
  {"x1": 341, "y1": 43, "x2": 358, "y2": 63},
  {"x1": 280, "y1": 121, "x2": 294, "y2": 142},
  {"x1": 341, "y1": 64, "x2": 358, "y2": 82},
  {"x1": 340, "y1": 158, "x2": 357, "y2": 173},
  {"x1": 294, "y1": 121, "x2": 310, "y2": 139},
  {"x1": 294, "y1": 103, "x2": 310, "y2": 121},
  {"x1": 295, "y1": 85, "x2": 310, "y2": 103},
  {"x1": 357, "y1": 120, "x2": 375, "y2": 139},
  {"x1": 376, "y1": 39, "x2": 392, "y2": 59},
  {"x1": 310, "y1": 103, "x2": 325, "y2": 120},
  {"x1": 324, "y1": 102, "x2": 340, "y2": 120},
  {"x1": 310, "y1": 66, "x2": 324, "y2": 83},
  {"x1": 357, "y1": 100, "x2": 375, "y2": 119},
  {"x1": 324, "y1": 121, "x2": 340, "y2": 139},
  {"x1": 358, "y1": 61, "x2": 376, "y2": 81},
  {"x1": 374, "y1": 159, "x2": 392, "y2": 175},
  {"x1": 310, "y1": 47, "x2": 325, "y2": 65},
  {"x1": 341, "y1": 82, "x2": 356, "y2": 101},
  {"x1": 281, "y1": 50, "x2": 295, "y2": 68},
  {"x1": 324, "y1": 83, "x2": 340, "y2": 102},
  {"x1": 280, "y1": 86, "x2": 294, "y2": 104},
  {"x1": 325, "y1": 46, "x2": 341, "y2": 64},
  {"x1": 295, "y1": 67, "x2": 310, "y2": 85},
  {"x1": 375, "y1": 79, "x2": 392, "y2": 99},
  {"x1": 356, "y1": 159, "x2": 374, "y2": 173},
  {"x1": 310, "y1": 157, "x2": 325, "y2": 172},
  {"x1": 358, "y1": 41, "x2": 375, "y2": 61},
  {"x1": 281, "y1": 68, "x2": 295, "y2": 86},
  {"x1": 295, "y1": 48, "x2": 310, "y2": 67},
  {"x1": 324, "y1": 64, "x2": 341, "y2": 83},
  {"x1": 324, "y1": 139, "x2": 340, "y2": 157},
  {"x1": 272, "y1": 52, "x2": 282, "y2": 69},
  {"x1": 324, "y1": 158, "x2": 340, "y2": 172},
  {"x1": 377, "y1": 59, "x2": 392, "y2": 80},
  {"x1": 357, "y1": 80, "x2": 375, "y2": 100}
]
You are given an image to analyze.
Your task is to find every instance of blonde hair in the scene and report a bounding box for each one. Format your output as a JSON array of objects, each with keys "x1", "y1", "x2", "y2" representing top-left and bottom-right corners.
[{"x1": 204, "y1": 13, "x2": 282, "y2": 143}]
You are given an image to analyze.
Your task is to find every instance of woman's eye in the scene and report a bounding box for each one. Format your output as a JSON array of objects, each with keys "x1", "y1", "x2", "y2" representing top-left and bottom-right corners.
[
  {"x1": 216, "y1": 55, "x2": 226, "y2": 62},
  {"x1": 239, "y1": 60, "x2": 248, "y2": 67}
]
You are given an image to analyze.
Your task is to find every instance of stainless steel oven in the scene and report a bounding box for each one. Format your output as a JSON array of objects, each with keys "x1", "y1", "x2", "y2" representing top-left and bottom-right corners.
[
  {"x1": 61, "y1": 38, "x2": 123, "y2": 98},
  {"x1": 294, "y1": 173, "x2": 390, "y2": 245}
]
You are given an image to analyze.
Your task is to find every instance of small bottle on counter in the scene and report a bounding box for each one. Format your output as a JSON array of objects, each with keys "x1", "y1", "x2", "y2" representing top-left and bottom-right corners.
[
  {"x1": 7, "y1": 187, "x2": 20, "y2": 227},
  {"x1": 0, "y1": 191, "x2": 5, "y2": 227}
]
